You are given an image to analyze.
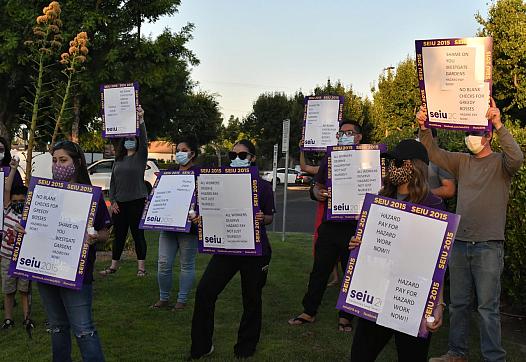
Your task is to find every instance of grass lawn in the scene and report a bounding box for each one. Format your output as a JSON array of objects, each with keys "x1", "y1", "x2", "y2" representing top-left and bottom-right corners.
[{"x1": 1, "y1": 232, "x2": 525, "y2": 361}]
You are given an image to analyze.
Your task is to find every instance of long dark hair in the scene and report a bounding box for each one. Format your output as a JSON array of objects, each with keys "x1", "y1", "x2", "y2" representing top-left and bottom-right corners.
[
  {"x1": 0, "y1": 136, "x2": 12, "y2": 166},
  {"x1": 114, "y1": 136, "x2": 140, "y2": 161},
  {"x1": 380, "y1": 159, "x2": 429, "y2": 204},
  {"x1": 233, "y1": 139, "x2": 257, "y2": 166},
  {"x1": 177, "y1": 135, "x2": 200, "y2": 162},
  {"x1": 52, "y1": 140, "x2": 91, "y2": 185}
]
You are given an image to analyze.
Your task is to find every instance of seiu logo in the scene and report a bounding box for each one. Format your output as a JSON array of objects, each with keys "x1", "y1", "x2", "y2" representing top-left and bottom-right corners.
[
  {"x1": 19, "y1": 257, "x2": 41, "y2": 268},
  {"x1": 146, "y1": 216, "x2": 161, "y2": 222},
  {"x1": 304, "y1": 139, "x2": 316, "y2": 145},
  {"x1": 106, "y1": 127, "x2": 118, "y2": 131},
  {"x1": 348, "y1": 289, "x2": 374, "y2": 304},
  {"x1": 204, "y1": 235, "x2": 222, "y2": 244},
  {"x1": 334, "y1": 203, "x2": 350, "y2": 211},
  {"x1": 429, "y1": 110, "x2": 448, "y2": 119}
]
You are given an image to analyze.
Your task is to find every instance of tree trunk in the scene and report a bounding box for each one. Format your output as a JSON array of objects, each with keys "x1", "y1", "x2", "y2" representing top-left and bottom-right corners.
[{"x1": 71, "y1": 94, "x2": 80, "y2": 143}]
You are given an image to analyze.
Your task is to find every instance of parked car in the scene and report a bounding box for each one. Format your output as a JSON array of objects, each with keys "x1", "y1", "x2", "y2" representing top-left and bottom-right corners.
[
  {"x1": 261, "y1": 168, "x2": 300, "y2": 185},
  {"x1": 87, "y1": 158, "x2": 160, "y2": 194},
  {"x1": 295, "y1": 172, "x2": 314, "y2": 185}
]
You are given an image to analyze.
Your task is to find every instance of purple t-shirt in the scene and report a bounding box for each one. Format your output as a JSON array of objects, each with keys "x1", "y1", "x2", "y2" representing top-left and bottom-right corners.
[
  {"x1": 84, "y1": 193, "x2": 112, "y2": 284},
  {"x1": 257, "y1": 177, "x2": 275, "y2": 255},
  {"x1": 2, "y1": 167, "x2": 24, "y2": 189},
  {"x1": 314, "y1": 155, "x2": 358, "y2": 227}
]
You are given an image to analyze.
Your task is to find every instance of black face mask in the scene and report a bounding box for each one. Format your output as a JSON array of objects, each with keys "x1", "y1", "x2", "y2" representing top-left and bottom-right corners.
[{"x1": 11, "y1": 201, "x2": 24, "y2": 215}]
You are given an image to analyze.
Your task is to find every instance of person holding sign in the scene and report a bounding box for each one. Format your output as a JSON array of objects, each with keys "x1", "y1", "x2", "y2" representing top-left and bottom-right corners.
[
  {"x1": 348, "y1": 139, "x2": 445, "y2": 361},
  {"x1": 101, "y1": 106, "x2": 149, "y2": 277},
  {"x1": 0, "y1": 136, "x2": 24, "y2": 188},
  {"x1": 418, "y1": 99, "x2": 524, "y2": 362},
  {"x1": 150, "y1": 136, "x2": 199, "y2": 311},
  {"x1": 36, "y1": 141, "x2": 112, "y2": 362},
  {"x1": 1, "y1": 157, "x2": 30, "y2": 329},
  {"x1": 189, "y1": 140, "x2": 275, "y2": 360},
  {"x1": 288, "y1": 121, "x2": 362, "y2": 332}
]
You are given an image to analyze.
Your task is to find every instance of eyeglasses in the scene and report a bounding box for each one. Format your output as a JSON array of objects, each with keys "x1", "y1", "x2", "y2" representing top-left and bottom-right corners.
[
  {"x1": 337, "y1": 130, "x2": 359, "y2": 137},
  {"x1": 228, "y1": 151, "x2": 253, "y2": 161}
]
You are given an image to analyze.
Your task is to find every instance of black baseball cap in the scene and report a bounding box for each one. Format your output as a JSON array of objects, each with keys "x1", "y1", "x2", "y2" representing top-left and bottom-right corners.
[{"x1": 384, "y1": 139, "x2": 429, "y2": 165}]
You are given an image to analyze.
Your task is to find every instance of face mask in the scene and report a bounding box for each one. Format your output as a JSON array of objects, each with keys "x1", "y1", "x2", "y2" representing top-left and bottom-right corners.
[
  {"x1": 230, "y1": 157, "x2": 251, "y2": 168},
  {"x1": 338, "y1": 135, "x2": 355, "y2": 146},
  {"x1": 176, "y1": 151, "x2": 191, "y2": 166},
  {"x1": 465, "y1": 135, "x2": 485, "y2": 154},
  {"x1": 52, "y1": 163, "x2": 76, "y2": 181},
  {"x1": 388, "y1": 160, "x2": 414, "y2": 186},
  {"x1": 124, "y1": 140, "x2": 137, "y2": 150},
  {"x1": 0, "y1": 152, "x2": 4, "y2": 161},
  {"x1": 11, "y1": 201, "x2": 24, "y2": 215}
]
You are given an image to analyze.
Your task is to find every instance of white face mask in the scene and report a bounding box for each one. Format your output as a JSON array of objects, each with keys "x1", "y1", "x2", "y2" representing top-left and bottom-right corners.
[{"x1": 465, "y1": 135, "x2": 485, "y2": 154}]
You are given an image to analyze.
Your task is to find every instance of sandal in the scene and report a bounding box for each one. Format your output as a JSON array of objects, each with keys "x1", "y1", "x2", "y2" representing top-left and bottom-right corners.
[
  {"x1": 137, "y1": 269, "x2": 148, "y2": 277},
  {"x1": 150, "y1": 300, "x2": 172, "y2": 310},
  {"x1": 288, "y1": 314, "x2": 315, "y2": 326},
  {"x1": 99, "y1": 266, "x2": 117, "y2": 276},
  {"x1": 172, "y1": 302, "x2": 186, "y2": 311},
  {"x1": 1, "y1": 319, "x2": 14, "y2": 329},
  {"x1": 338, "y1": 319, "x2": 353, "y2": 333}
]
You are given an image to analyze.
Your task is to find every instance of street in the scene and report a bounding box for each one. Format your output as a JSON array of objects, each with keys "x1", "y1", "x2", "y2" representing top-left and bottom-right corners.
[{"x1": 272, "y1": 184, "x2": 317, "y2": 234}]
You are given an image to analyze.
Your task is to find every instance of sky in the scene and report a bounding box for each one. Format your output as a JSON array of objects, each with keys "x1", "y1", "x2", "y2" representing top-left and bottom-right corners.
[{"x1": 142, "y1": 0, "x2": 490, "y2": 121}]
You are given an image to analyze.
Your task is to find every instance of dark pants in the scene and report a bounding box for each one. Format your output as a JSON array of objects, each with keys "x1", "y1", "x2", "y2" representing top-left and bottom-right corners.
[
  {"x1": 190, "y1": 253, "x2": 271, "y2": 358},
  {"x1": 112, "y1": 198, "x2": 147, "y2": 260},
  {"x1": 302, "y1": 221, "x2": 355, "y2": 320},
  {"x1": 350, "y1": 318, "x2": 431, "y2": 362}
]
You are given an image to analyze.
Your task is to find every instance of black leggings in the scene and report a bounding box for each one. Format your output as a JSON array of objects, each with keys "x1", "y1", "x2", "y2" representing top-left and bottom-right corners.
[
  {"x1": 350, "y1": 318, "x2": 431, "y2": 362},
  {"x1": 112, "y1": 198, "x2": 147, "y2": 260}
]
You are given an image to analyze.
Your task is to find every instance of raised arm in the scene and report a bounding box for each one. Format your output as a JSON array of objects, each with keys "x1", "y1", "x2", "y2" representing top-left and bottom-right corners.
[
  {"x1": 137, "y1": 106, "x2": 148, "y2": 162},
  {"x1": 417, "y1": 106, "x2": 463, "y2": 178},
  {"x1": 4, "y1": 158, "x2": 19, "y2": 207}
]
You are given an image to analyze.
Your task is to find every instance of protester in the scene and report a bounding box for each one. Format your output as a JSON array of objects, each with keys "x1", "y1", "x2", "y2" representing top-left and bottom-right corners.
[
  {"x1": 150, "y1": 136, "x2": 200, "y2": 311},
  {"x1": 0, "y1": 136, "x2": 24, "y2": 188},
  {"x1": 288, "y1": 120, "x2": 362, "y2": 332},
  {"x1": 101, "y1": 106, "x2": 149, "y2": 277},
  {"x1": 299, "y1": 142, "x2": 339, "y2": 286},
  {"x1": 36, "y1": 140, "x2": 112, "y2": 361},
  {"x1": 348, "y1": 139, "x2": 445, "y2": 361},
  {"x1": 418, "y1": 98, "x2": 524, "y2": 362},
  {"x1": 414, "y1": 129, "x2": 456, "y2": 199},
  {"x1": 1, "y1": 157, "x2": 31, "y2": 329},
  {"x1": 189, "y1": 139, "x2": 275, "y2": 360}
]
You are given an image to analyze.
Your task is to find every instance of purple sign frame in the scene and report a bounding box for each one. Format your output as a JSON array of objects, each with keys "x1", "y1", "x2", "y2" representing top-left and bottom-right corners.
[
  {"x1": 326, "y1": 144, "x2": 387, "y2": 221},
  {"x1": 336, "y1": 193, "x2": 460, "y2": 338},
  {"x1": 8, "y1": 177, "x2": 101, "y2": 290},
  {"x1": 301, "y1": 95, "x2": 344, "y2": 152},
  {"x1": 197, "y1": 166, "x2": 262, "y2": 256},
  {"x1": 415, "y1": 37, "x2": 493, "y2": 132},
  {"x1": 100, "y1": 81, "x2": 140, "y2": 138},
  {"x1": 139, "y1": 170, "x2": 196, "y2": 232}
]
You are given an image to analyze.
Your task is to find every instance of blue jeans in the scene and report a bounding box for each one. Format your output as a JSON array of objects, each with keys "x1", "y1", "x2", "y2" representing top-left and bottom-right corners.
[
  {"x1": 157, "y1": 231, "x2": 198, "y2": 303},
  {"x1": 448, "y1": 240, "x2": 505, "y2": 362},
  {"x1": 38, "y1": 283, "x2": 104, "y2": 362}
]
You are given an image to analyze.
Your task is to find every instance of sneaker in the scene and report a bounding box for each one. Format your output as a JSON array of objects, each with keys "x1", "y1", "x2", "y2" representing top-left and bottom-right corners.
[
  {"x1": 23, "y1": 318, "x2": 35, "y2": 330},
  {"x1": 429, "y1": 352, "x2": 468, "y2": 362},
  {"x1": 187, "y1": 345, "x2": 214, "y2": 360},
  {"x1": 1, "y1": 319, "x2": 14, "y2": 329}
]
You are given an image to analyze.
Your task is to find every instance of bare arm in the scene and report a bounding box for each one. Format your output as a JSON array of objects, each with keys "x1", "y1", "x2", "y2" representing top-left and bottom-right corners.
[
  {"x1": 4, "y1": 159, "x2": 19, "y2": 207},
  {"x1": 431, "y1": 178, "x2": 456, "y2": 199}
]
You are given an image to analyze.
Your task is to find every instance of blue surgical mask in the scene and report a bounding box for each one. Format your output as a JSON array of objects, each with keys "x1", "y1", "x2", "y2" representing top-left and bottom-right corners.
[
  {"x1": 338, "y1": 134, "x2": 355, "y2": 146},
  {"x1": 176, "y1": 151, "x2": 191, "y2": 166},
  {"x1": 230, "y1": 157, "x2": 251, "y2": 167},
  {"x1": 124, "y1": 140, "x2": 137, "y2": 150}
]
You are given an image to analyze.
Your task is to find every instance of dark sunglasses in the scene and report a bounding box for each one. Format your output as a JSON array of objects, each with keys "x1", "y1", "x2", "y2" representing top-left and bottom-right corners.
[
  {"x1": 389, "y1": 159, "x2": 407, "y2": 167},
  {"x1": 228, "y1": 151, "x2": 253, "y2": 161}
]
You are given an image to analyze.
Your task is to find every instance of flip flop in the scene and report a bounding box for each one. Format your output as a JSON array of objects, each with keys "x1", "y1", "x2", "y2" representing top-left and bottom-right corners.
[
  {"x1": 288, "y1": 316, "x2": 315, "y2": 325},
  {"x1": 338, "y1": 322, "x2": 353, "y2": 333}
]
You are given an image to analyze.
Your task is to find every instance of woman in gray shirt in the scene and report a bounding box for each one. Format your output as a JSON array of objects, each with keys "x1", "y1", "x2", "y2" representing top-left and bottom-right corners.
[{"x1": 100, "y1": 106, "x2": 149, "y2": 277}]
